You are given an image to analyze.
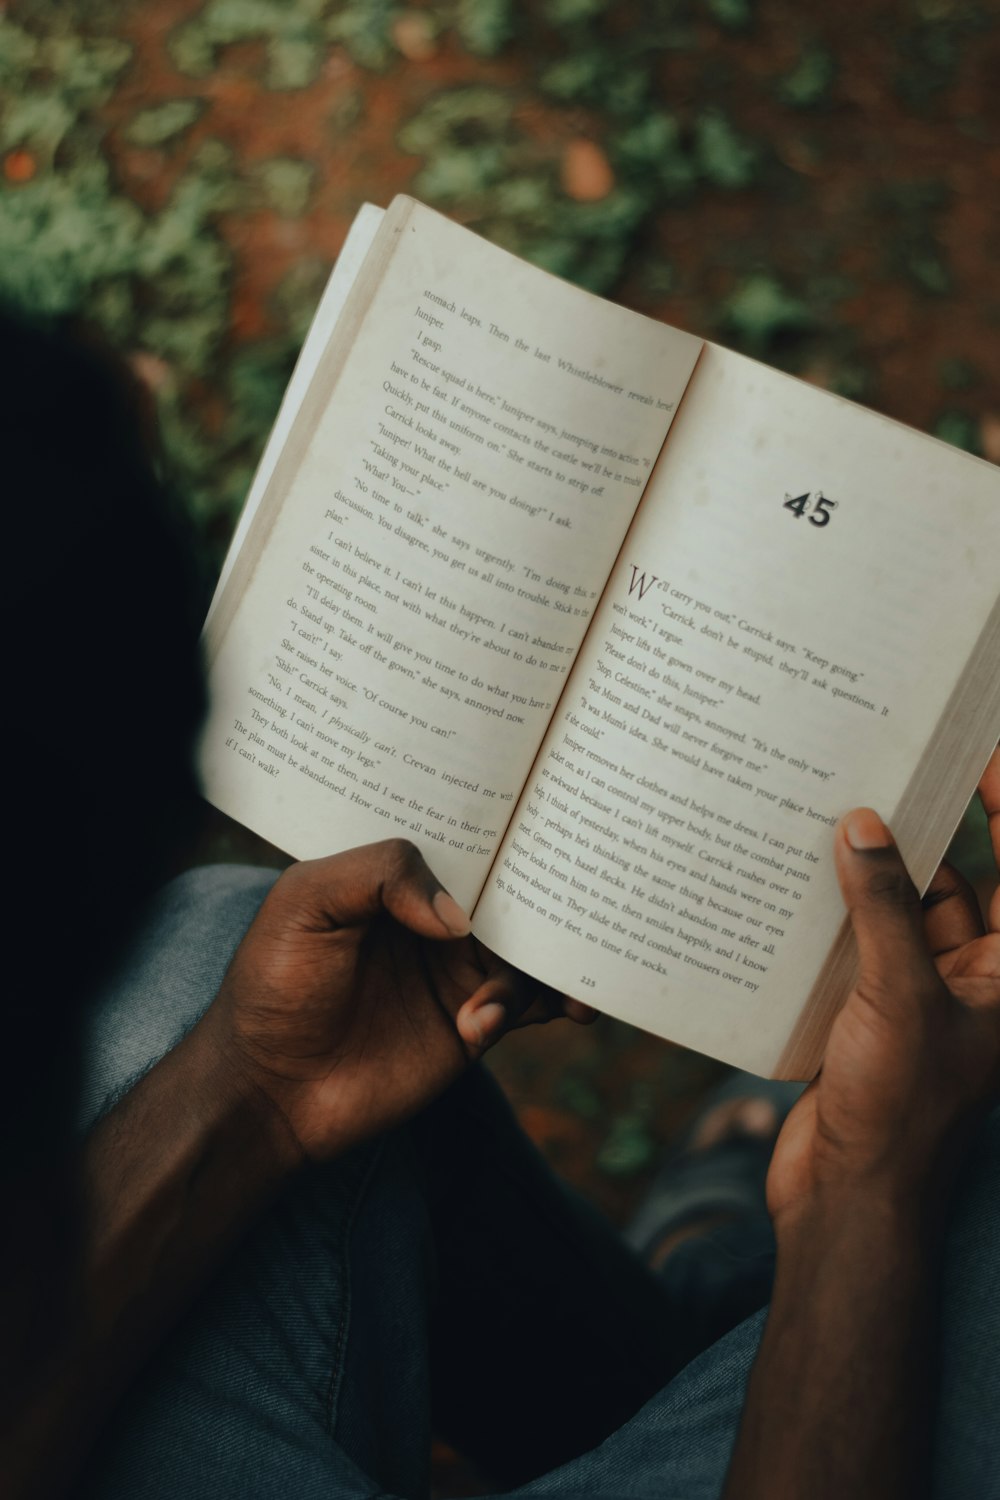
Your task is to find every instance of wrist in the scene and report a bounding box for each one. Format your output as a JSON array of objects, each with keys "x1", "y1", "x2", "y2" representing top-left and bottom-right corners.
[
  {"x1": 728, "y1": 1178, "x2": 940, "y2": 1500},
  {"x1": 181, "y1": 1013, "x2": 307, "y2": 1181},
  {"x1": 771, "y1": 1177, "x2": 946, "y2": 1268}
]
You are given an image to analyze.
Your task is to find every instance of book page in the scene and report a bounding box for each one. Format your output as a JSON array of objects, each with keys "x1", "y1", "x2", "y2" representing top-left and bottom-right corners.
[
  {"x1": 206, "y1": 203, "x2": 386, "y2": 623},
  {"x1": 199, "y1": 198, "x2": 702, "y2": 907},
  {"x1": 473, "y1": 344, "x2": 1000, "y2": 1074}
]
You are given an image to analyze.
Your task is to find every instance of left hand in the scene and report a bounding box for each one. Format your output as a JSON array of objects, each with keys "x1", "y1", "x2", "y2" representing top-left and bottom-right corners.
[{"x1": 198, "y1": 839, "x2": 593, "y2": 1162}]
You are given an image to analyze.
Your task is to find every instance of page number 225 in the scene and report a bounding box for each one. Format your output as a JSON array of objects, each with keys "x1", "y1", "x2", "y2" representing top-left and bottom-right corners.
[{"x1": 783, "y1": 491, "x2": 837, "y2": 527}]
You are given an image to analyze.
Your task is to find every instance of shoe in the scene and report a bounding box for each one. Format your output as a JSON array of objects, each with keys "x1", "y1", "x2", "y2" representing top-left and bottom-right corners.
[{"x1": 625, "y1": 1071, "x2": 805, "y2": 1360}]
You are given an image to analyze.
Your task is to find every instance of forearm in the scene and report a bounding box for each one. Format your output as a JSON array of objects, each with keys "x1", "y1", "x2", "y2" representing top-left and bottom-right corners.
[
  {"x1": 724, "y1": 1189, "x2": 940, "y2": 1500},
  {"x1": 8, "y1": 1018, "x2": 302, "y2": 1499}
]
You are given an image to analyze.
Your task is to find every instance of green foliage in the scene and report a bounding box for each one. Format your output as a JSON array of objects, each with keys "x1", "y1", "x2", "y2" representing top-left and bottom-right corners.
[
  {"x1": 397, "y1": 0, "x2": 766, "y2": 298},
  {"x1": 0, "y1": 17, "x2": 37, "y2": 83},
  {"x1": 540, "y1": 51, "x2": 605, "y2": 103},
  {"x1": 272, "y1": 258, "x2": 331, "y2": 341},
  {"x1": 227, "y1": 341, "x2": 299, "y2": 458},
  {"x1": 169, "y1": 0, "x2": 330, "y2": 85},
  {"x1": 721, "y1": 275, "x2": 815, "y2": 353},
  {"x1": 456, "y1": 0, "x2": 514, "y2": 56},
  {"x1": 540, "y1": 46, "x2": 648, "y2": 118},
  {"x1": 639, "y1": 260, "x2": 675, "y2": 296},
  {"x1": 398, "y1": 87, "x2": 513, "y2": 200},
  {"x1": 0, "y1": 0, "x2": 840, "y2": 555},
  {"x1": 938, "y1": 356, "x2": 979, "y2": 392},
  {"x1": 326, "y1": 85, "x2": 365, "y2": 135},
  {"x1": 556, "y1": 1073, "x2": 602, "y2": 1120},
  {"x1": 693, "y1": 109, "x2": 759, "y2": 189},
  {"x1": 615, "y1": 113, "x2": 696, "y2": 198},
  {"x1": 779, "y1": 46, "x2": 835, "y2": 109},
  {"x1": 398, "y1": 85, "x2": 510, "y2": 160},
  {"x1": 0, "y1": 16, "x2": 241, "y2": 526},
  {"x1": 829, "y1": 363, "x2": 870, "y2": 401},
  {"x1": 413, "y1": 147, "x2": 508, "y2": 203},
  {"x1": 933, "y1": 409, "x2": 981, "y2": 455},
  {"x1": 325, "y1": 0, "x2": 398, "y2": 71},
  {"x1": 880, "y1": 182, "x2": 953, "y2": 297},
  {"x1": 544, "y1": 0, "x2": 610, "y2": 23},
  {"x1": 398, "y1": 82, "x2": 659, "y2": 294},
  {"x1": 599, "y1": 64, "x2": 651, "y2": 118},
  {"x1": 597, "y1": 1114, "x2": 654, "y2": 1176},
  {"x1": 893, "y1": 5, "x2": 989, "y2": 106},
  {"x1": 907, "y1": 249, "x2": 952, "y2": 296},
  {"x1": 0, "y1": 23, "x2": 143, "y2": 333},
  {"x1": 0, "y1": 163, "x2": 144, "y2": 317},
  {"x1": 255, "y1": 157, "x2": 316, "y2": 217},
  {"x1": 126, "y1": 99, "x2": 205, "y2": 147},
  {"x1": 704, "y1": 0, "x2": 752, "y2": 29},
  {"x1": 948, "y1": 794, "x2": 995, "y2": 883},
  {"x1": 521, "y1": 236, "x2": 579, "y2": 279},
  {"x1": 0, "y1": 20, "x2": 130, "y2": 160}
]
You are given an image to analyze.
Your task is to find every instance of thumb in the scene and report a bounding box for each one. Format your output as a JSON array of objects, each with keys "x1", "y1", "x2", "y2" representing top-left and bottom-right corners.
[
  {"x1": 288, "y1": 839, "x2": 472, "y2": 941},
  {"x1": 834, "y1": 808, "x2": 936, "y2": 1009}
]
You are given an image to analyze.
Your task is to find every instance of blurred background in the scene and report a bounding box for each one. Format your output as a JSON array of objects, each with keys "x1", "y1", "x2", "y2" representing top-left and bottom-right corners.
[{"x1": 2, "y1": 0, "x2": 997, "y2": 1223}]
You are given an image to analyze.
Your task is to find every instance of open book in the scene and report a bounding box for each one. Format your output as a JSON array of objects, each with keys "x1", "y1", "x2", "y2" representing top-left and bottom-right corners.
[{"x1": 199, "y1": 196, "x2": 1000, "y2": 1079}]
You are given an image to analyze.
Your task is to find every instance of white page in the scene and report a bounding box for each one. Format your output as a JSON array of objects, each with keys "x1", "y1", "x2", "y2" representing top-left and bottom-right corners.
[
  {"x1": 206, "y1": 203, "x2": 386, "y2": 624},
  {"x1": 473, "y1": 344, "x2": 1000, "y2": 1073},
  {"x1": 199, "y1": 199, "x2": 702, "y2": 906}
]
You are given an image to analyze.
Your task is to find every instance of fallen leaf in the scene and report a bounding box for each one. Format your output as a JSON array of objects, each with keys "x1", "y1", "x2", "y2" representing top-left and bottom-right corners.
[
  {"x1": 980, "y1": 414, "x2": 1000, "y2": 464},
  {"x1": 4, "y1": 149, "x2": 37, "y2": 184},
  {"x1": 392, "y1": 12, "x2": 438, "y2": 61},
  {"x1": 561, "y1": 139, "x2": 614, "y2": 202}
]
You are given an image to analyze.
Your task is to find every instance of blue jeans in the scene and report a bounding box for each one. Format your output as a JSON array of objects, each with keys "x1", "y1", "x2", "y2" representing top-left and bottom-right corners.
[{"x1": 79, "y1": 867, "x2": 1000, "y2": 1499}]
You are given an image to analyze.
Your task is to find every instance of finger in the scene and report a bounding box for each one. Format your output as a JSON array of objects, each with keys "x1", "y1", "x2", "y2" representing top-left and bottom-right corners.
[
  {"x1": 977, "y1": 744, "x2": 1000, "y2": 931},
  {"x1": 455, "y1": 974, "x2": 518, "y2": 1052},
  {"x1": 503, "y1": 978, "x2": 599, "y2": 1030},
  {"x1": 506, "y1": 985, "x2": 568, "y2": 1031},
  {"x1": 834, "y1": 808, "x2": 938, "y2": 1008},
  {"x1": 921, "y1": 859, "x2": 985, "y2": 961},
  {"x1": 456, "y1": 951, "x2": 532, "y2": 1039},
  {"x1": 468, "y1": 974, "x2": 560, "y2": 1036},
  {"x1": 454, "y1": 966, "x2": 563, "y2": 1051},
  {"x1": 288, "y1": 839, "x2": 471, "y2": 941},
  {"x1": 457, "y1": 976, "x2": 595, "y2": 1049}
]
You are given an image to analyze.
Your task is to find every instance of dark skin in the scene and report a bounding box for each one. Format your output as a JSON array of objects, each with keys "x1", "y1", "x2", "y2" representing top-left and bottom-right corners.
[
  {"x1": 201, "y1": 839, "x2": 595, "y2": 1162},
  {"x1": 726, "y1": 747, "x2": 1000, "y2": 1499},
  {"x1": 6, "y1": 756, "x2": 1000, "y2": 1497},
  {"x1": 7, "y1": 842, "x2": 592, "y2": 1498}
]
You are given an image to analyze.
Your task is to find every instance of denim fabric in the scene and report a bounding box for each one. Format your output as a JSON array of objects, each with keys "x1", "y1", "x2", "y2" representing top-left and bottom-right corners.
[
  {"x1": 80, "y1": 865, "x2": 435, "y2": 1499},
  {"x1": 511, "y1": 1109, "x2": 1000, "y2": 1500},
  {"x1": 933, "y1": 1117, "x2": 1000, "y2": 1499},
  {"x1": 77, "y1": 864, "x2": 282, "y2": 1128},
  {"x1": 78, "y1": 865, "x2": 1000, "y2": 1500}
]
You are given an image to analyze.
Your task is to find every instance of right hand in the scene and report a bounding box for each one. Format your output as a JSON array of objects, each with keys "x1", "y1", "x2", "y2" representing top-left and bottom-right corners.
[{"x1": 767, "y1": 747, "x2": 1000, "y2": 1230}]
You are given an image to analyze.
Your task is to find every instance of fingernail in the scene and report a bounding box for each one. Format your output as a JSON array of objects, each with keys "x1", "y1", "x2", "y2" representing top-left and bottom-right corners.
[
  {"x1": 844, "y1": 808, "x2": 893, "y2": 850},
  {"x1": 433, "y1": 889, "x2": 471, "y2": 937},
  {"x1": 564, "y1": 997, "x2": 598, "y2": 1025},
  {"x1": 473, "y1": 1000, "x2": 507, "y2": 1043}
]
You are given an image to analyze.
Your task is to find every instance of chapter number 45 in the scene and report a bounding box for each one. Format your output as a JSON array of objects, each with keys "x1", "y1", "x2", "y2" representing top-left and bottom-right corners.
[{"x1": 783, "y1": 491, "x2": 837, "y2": 526}]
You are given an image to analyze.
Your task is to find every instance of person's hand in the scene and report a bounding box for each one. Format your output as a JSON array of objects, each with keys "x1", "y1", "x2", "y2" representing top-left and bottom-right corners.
[
  {"x1": 768, "y1": 747, "x2": 1000, "y2": 1231},
  {"x1": 197, "y1": 839, "x2": 592, "y2": 1163}
]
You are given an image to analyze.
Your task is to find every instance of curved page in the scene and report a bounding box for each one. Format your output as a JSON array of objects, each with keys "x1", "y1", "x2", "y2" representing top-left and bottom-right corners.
[
  {"x1": 473, "y1": 344, "x2": 1000, "y2": 1074},
  {"x1": 199, "y1": 198, "x2": 702, "y2": 907}
]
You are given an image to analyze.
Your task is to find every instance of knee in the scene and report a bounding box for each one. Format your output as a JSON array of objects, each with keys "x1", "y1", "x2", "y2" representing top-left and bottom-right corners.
[{"x1": 78, "y1": 864, "x2": 281, "y2": 1129}]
